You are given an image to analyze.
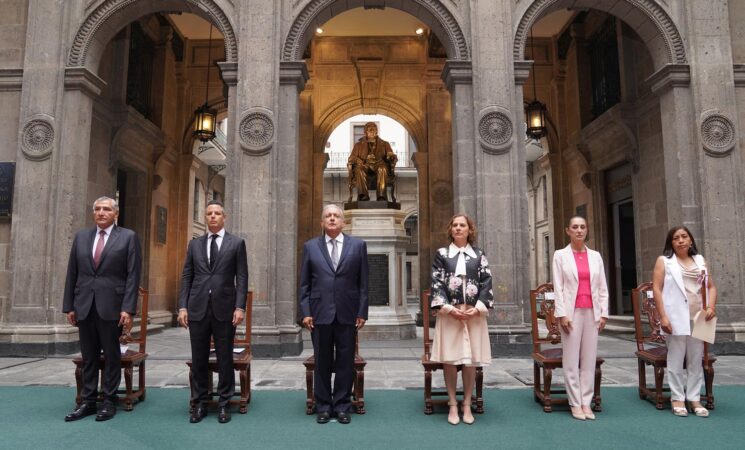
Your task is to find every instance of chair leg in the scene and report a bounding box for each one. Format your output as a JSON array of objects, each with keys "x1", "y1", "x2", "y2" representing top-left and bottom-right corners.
[
  {"x1": 355, "y1": 368, "x2": 366, "y2": 414},
  {"x1": 592, "y1": 362, "x2": 602, "y2": 412},
  {"x1": 653, "y1": 365, "x2": 666, "y2": 410},
  {"x1": 423, "y1": 368, "x2": 433, "y2": 415},
  {"x1": 239, "y1": 368, "x2": 248, "y2": 414},
  {"x1": 305, "y1": 366, "x2": 314, "y2": 415},
  {"x1": 637, "y1": 359, "x2": 647, "y2": 400},
  {"x1": 704, "y1": 362, "x2": 715, "y2": 410},
  {"x1": 139, "y1": 361, "x2": 146, "y2": 402},
  {"x1": 74, "y1": 364, "x2": 83, "y2": 407},
  {"x1": 533, "y1": 362, "x2": 541, "y2": 403},
  {"x1": 475, "y1": 367, "x2": 484, "y2": 414},
  {"x1": 542, "y1": 367, "x2": 553, "y2": 412},
  {"x1": 123, "y1": 366, "x2": 134, "y2": 411}
]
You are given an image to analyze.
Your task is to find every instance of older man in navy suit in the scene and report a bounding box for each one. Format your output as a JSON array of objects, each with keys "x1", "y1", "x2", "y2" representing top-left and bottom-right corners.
[
  {"x1": 178, "y1": 200, "x2": 248, "y2": 424},
  {"x1": 299, "y1": 204, "x2": 369, "y2": 424},
  {"x1": 63, "y1": 196, "x2": 142, "y2": 422}
]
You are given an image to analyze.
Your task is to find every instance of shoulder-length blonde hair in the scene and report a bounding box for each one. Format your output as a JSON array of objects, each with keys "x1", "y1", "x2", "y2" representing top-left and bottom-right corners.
[{"x1": 446, "y1": 214, "x2": 477, "y2": 245}]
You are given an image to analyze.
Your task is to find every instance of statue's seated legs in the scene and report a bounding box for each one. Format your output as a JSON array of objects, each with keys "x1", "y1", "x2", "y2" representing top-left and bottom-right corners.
[
  {"x1": 374, "y1": 166, "x2": 387, "y2": 201},
  {"x1": 352, "y1": 165, "x2": 371, "y2": 201}
]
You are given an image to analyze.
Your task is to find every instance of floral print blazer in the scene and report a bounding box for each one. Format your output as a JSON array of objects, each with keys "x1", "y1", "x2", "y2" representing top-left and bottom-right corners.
[{"x1": 430, "y1": 244, "x2": 493, "y2": 309}]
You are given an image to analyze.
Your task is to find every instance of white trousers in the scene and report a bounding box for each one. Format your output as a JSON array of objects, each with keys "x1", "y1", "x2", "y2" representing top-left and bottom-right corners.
[
  {"x1": 666, "y1": 334, "x2": 704, "y2": 402},
  {"x1": 559, "y1": 308, "x2": 598, "y2": 407}
]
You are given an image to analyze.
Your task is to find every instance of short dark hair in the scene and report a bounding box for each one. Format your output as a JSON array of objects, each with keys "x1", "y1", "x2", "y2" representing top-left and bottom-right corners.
[
  {"x1": 446, "y1": 214, "x2": 477, "y2": 245},
  {"x1": 206, "y1": 200, "x2": 225, "y2": 214},
  {"x1": 663, "y1": 226, "x2": 699, "y2": 258}
]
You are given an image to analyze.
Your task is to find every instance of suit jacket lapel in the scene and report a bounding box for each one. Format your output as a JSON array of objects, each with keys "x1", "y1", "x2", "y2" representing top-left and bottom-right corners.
[
  {"x1": 96, "y1": 226, "x2": 121, "y2": 271},
  {"x1": 564, "y1": 246, "x2": 579, "y2": 281},
  {"x1": 317, "y1": 236, "x2": 335, "y2": 272},
  {"x1": 87, "y1": 228, "x2": 97, "y2": 271}
]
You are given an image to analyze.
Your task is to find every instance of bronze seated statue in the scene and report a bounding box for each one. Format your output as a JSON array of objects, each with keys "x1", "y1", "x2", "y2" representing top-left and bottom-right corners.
[{"x1": 346, "y1": 122, "x2": 398, "y2": 203}]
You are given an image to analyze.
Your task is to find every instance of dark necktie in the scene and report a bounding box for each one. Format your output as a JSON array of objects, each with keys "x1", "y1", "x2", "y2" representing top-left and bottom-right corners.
[
  {"x1": 93, "y1": 230, "x2": 106, "y2": 269},
  {"x1": 210, "y1": 234, "x2": 219, "y2": 269}
]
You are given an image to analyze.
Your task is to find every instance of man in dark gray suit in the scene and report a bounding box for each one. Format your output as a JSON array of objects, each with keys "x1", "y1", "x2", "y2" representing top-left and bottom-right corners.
[
  {"x1": 299, "y1": 204, "x2": 368, "y2": 424},
  {"x1": 178, "y1": 200, "x2": 248, "y2": 424},
  {"x1": 63, "y1": 196, "x2": 142, "y2": 422}
]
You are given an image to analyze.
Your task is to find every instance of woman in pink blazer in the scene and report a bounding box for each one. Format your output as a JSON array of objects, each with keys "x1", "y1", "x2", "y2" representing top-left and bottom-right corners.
[{"x1": 551, "y1": 216, "x2": 609, "y2": 420}]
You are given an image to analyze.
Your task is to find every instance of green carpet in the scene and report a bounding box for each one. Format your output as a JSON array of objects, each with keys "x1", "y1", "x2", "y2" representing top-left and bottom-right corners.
[{"x1": 2, "y1": 386, "x2": 743, "y2": 449}]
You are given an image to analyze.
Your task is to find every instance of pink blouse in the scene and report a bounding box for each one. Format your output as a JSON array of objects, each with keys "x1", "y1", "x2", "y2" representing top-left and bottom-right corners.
[{"x1": 573, "y1": 251, "x2": 593, "y2": 309}]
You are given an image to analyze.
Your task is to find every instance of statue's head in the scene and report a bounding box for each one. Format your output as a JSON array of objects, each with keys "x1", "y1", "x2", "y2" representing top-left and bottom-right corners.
[{"x1": 364, "y1": 122, "x2": 378, "y2": 140}]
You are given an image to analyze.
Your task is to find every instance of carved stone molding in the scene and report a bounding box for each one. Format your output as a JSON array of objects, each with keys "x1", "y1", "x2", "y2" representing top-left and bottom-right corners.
[
  {"x1": 283, "y1": 0, "x2": 468, "y2": 61},
  {"x1": 513, "y1": 0, "x2": 686, "y2": 65},
  {"x1": 239, "y1": 108, "x2": 275, "y2": 155},
  {"x1": 478, "y1": 107, "x2": 513, "y2": 154},
  {"x1": 700, "y1": 110, "x2": 736, "y2": 157},
  {"x1": 68, "y1": 0, "x2": 237, "y2": 67},
  {"x1": 20, "y1": 115, "x2": 55, "y2": 161}
]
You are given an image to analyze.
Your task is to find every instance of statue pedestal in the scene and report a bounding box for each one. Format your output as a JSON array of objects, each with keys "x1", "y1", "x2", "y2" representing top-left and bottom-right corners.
[{"x1": 345, "y1": 208, "x2": 415, "y2": 340}]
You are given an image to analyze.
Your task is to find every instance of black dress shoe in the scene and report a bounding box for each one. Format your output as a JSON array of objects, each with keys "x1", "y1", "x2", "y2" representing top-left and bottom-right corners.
[
  {"x1": 95, "y1": 403, "x2": 116, "y2": 421},
  {"x1": 337, "y1": 411, "x2": 351, "y2": 424},
  {"x1": 218, "y1": 406, "x2": 231, "y2": 424},
  {"x1": 316, "y1": 411, "x2": 331, "y2": 424},
  {"x1": 65, "y1": 403, "x2": 97, "y2": 422},
  {"x1": 190, "y1": 406, "x2": 208, "y2": 423}
]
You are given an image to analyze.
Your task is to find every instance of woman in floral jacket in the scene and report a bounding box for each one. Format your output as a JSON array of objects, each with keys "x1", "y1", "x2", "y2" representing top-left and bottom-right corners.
[{"x1": 430, "y1": 214, "x2": 493, "y2": 425}]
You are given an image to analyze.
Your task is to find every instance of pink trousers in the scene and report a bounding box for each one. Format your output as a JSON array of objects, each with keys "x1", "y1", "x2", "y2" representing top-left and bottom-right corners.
[{"x1": 559, "y1": 308, "x2": 598, "y2": 407}]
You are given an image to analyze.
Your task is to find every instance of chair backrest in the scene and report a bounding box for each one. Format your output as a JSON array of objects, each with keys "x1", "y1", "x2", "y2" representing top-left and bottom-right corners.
[
  {"x1": 631, "y1": 281, "x2": 665, "y2": 351},
  {"x1": 120, "y1": 287, "x2": 148, "y2": 353},
  {"x1": 234, "y1": 291, "x2": 254, "y2": 354},
  {"x1": 422, "y1": 289, "x2": 433, "y2": 360},
  {"x1": 529, "y1": 283, "x2": 560, "y2": 353}
]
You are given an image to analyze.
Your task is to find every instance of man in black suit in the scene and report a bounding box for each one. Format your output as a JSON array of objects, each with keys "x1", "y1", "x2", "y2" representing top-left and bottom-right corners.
[
  {"x1": 63, "y1": 196, "x2": 142, "y2": 422},
  {"x1": 299, "y1": 204, "x2": 369, "y2": 424},
  {"x1": 178, "y1": 200, "x2": 248, "y2": 424}
]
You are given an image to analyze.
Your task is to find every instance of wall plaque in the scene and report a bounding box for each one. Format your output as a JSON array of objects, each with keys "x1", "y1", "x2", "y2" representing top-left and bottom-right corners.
[
  {"x1": 0, "y1": 162, "x2": 15, "y2": 217},
  {"x1": 156, "y1": 206, "x2": 167, "y2": 244},
  {"x1": 367, "y1": 253, "x2": 389, "y2": 306}
]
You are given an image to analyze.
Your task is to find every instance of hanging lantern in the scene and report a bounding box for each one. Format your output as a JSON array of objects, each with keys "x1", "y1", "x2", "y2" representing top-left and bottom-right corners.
[
  {"x1": 193, "y1": 103, "x2": 217, "y2": 142},
  {"x1": 525, "y1": 99, "x2": 547, "y2": 140}
]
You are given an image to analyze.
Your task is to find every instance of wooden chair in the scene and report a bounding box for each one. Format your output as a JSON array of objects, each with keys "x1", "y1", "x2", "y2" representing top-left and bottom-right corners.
[
  {"x1": 530, "y1": 283, "x2": 603, "y2": 412},
  {"x1": 74, "y1": 287, "x2": 149, "y2": 411},
  {"x1": 187, "y1": 291, "x2": 253, "y2": 413},
  {"x1": 303, "y1": 331, "x2": 367, "y2": 414},
  {"x1": 631, "y1": 282, "x2": 715, "y2": 409},
  {"x1": 421, "y1": 290, "x2": 484, "y2": 415}
]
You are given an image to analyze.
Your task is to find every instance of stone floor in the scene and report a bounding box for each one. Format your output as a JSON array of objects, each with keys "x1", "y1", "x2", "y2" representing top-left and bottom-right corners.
[{"x1": 1, "y1": 327, "x2": 743, "y2": 390}]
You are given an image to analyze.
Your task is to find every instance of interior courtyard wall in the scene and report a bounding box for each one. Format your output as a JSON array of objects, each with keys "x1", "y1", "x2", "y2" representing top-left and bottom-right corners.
[{"x1": 0, "y1": 0, "x2": 27, "y2": 68}]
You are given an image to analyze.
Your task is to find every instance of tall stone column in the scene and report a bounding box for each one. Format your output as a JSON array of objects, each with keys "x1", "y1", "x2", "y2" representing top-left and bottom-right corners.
[
  {"x1": 683, "y1": 1, "x2": 745, "y2": 345},
  {"x1": 468, "y1": 0, "x2": 531, "y2": 354},
  {"x1": 442, "y1": 61, "x2": 476, "y2": 218},
  {"x1": 0, "y1": 1, "x2": 98, "y2": 355}
]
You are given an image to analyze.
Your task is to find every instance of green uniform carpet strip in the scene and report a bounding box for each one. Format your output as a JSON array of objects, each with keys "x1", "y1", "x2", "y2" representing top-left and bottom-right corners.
[{"x1": 1, "y1": 386, "x2": 743, "y2": 449}]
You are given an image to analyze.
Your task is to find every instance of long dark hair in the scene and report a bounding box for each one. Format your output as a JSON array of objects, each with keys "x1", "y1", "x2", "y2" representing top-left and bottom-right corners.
[{"x1": 663, "y1": 226, "x2": 699, "y2": 258}]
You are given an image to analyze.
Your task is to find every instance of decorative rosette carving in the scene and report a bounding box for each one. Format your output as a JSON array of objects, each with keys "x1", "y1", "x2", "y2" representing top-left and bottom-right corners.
[
  {"x1": 239, "y1": 108, "x2": 275, "y2": 155},
  {"x1": 700, "y1": 110, "x2": 735, "y2": 157},
  {"x1": 478, "y1": 107, "x2": 513, "y2": 154},
  {"x1": 21, "y1": 115, "x2": 55, "y2": 161}
]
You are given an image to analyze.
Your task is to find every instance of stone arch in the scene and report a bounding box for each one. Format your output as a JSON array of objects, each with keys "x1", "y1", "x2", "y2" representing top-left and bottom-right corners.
[
  {"x1": 315, "y1": 98, "x2": 426, "y2": 159},
  {"x1": 282, "y1": 0, "x2": 469, "y2": 61},
  {"x1": 67, "y1": 0, "x2": 238, "y2": 70},
  {"x1": 513, "y1": 0, "x2": 686, "y2": 69}
]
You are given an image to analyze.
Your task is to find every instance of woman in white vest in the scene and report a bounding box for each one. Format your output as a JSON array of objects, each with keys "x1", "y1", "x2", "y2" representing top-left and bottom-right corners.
[{"x1": 652, "y1": 226, "x2": 717, "y2": 417}]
